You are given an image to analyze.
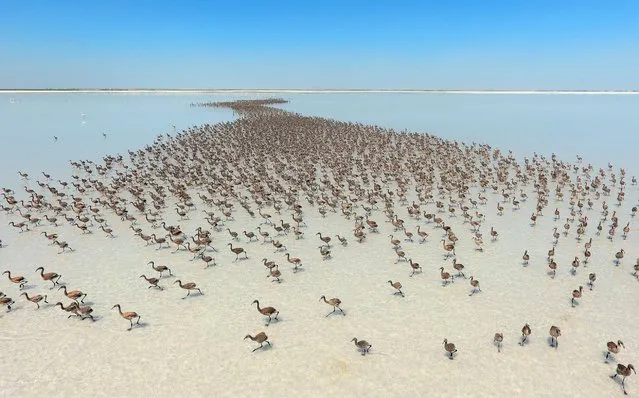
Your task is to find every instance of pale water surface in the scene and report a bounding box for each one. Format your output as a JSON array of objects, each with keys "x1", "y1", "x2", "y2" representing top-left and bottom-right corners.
[{"x1": 1, "y1": 93, "x2": 638, "y2": 190}]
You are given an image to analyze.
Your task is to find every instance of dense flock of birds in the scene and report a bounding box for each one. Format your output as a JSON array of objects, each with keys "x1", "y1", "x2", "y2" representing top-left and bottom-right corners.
[{"x1": 2, "y1": 99, "x2": 639, "y2": 394}]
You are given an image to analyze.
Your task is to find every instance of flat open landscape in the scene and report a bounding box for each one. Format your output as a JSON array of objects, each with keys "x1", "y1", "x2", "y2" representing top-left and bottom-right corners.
[{"x1": 1, "y1": 99, "x2": 638, "y2": 397}]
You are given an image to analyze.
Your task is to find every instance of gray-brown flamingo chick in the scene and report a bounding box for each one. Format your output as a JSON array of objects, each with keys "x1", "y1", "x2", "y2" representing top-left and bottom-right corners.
[
  {"x1": 148, "y1": 261, "x2": 172, "y2": 277},
  {"x1": 452, "y1": 258, "x2": 466, "y2": 278},
  {"x1": 494, "y1": 333, "x2": 504, "y2": 353},
  {"x1": 469, "y1": 276, "x2": 481, "y2": 296},
  {"x1": 21, "y1": 292, "x2": 48, "y2": 309},
  {"x1": 549, "y1": 326, "x2": 561, "y2": 349},
  {"x1": 267, "y1": 265, "x2": 282, "y2": 283},
  {"x1": 3, "y1": 270, "x2": 27, "y2": 289},
  {"x1": 388, "y1": 280, "x2": 404, "y2": 297},
  {"x1": 606, "y1": 340, "x2": 625, "y2": 361},
  {"x1": 111, "y1": 304, "x2": 141, "y2": 331},
  {"x1": 588, "y1": 272, "x2": 597, "y2": 290},
  {"x1": 571, "y1": 286, "x2": 583, "y2": 307},
  {"x1": 520, "y1": 323, "x2": 532, "y2": 346},
  {"x1": 244, "y1": 332, "x2": 271, "y2": 352},
  {"x1": 319, "y1": 295, "x2": 345, "y2": 317},
  {"x1": 610, "y1": 364, "x2": 636, "y2": 395},
  {"x1": 35, "y1": 266, "x2": 62, "y2": 288},
  {"x1": 53, "y1": 240, "x2": 73, "y2": 253},
  {"x1": 70, "y1": 303, "x2": 95, "y2": 321},
  {"x1": 408, "y1": 259, "x2": 422, "y2": 277},
  {"x1": 59, "y1": 285, "x2": 87, "y2": 303},
  {"x1": 174, "y1": 280, "x2": 203, "y2": 299},
  {"x1": 55, "y1": 301, "x2": 78, "y2": 314},
  {"x1": 140, "y1": 274, "x2": 162, "y2": 290},
  {"x1": 351, "y1": 337, "x2": 372, "y2": 355},
  {"x1": 252, "y1": 299, "x2": 279, "y2": 326},
  {"x1": 1, "y1": 296, "x2": 15, "y2": 311},
  {"x1": 227, "y1": 243, "x2": 248, "y2": 261},
  {"x1": 443, "y1": 339, "x2": 457, "y2": 359}
]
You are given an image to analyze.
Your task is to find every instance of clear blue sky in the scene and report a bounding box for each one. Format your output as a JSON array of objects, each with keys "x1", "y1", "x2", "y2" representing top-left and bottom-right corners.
[{"x1": 1, "y1": 0, "x2": 638, "y2": 89}]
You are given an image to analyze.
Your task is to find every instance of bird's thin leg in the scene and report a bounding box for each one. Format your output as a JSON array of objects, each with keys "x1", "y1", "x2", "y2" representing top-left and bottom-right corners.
[
  {"x1": 339, "y1": 307, "x2": 345, "y2": 315},
  {"x1": 129, "y1": 319, "x2": 133, "y2": 330}
]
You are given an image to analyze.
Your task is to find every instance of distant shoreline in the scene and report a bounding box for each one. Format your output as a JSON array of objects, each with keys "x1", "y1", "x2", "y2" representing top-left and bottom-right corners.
[{"x1": 1, "y1": 88, "x2": 639, "y2": 95}]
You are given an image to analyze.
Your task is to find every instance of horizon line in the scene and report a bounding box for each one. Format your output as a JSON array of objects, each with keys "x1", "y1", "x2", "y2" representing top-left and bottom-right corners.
[{"x1": 2, "y1": 88, "x2": 639, "y2": 95}]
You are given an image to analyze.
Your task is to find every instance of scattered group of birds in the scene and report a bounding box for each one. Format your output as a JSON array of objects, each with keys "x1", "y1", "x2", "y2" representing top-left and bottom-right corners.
[{"x1": 1, "y1": 98, "x2": 638, "y2": 395}]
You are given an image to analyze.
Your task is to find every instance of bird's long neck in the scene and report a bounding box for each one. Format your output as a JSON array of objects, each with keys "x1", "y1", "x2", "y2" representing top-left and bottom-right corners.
[{"x1": 115, "y1": 305, "x2": 123, "y2": 315}]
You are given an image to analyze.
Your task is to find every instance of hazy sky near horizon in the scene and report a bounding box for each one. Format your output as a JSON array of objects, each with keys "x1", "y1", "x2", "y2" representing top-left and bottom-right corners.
[{"x1": 1, "y1": 1, "x2": 638, "y2": 89}]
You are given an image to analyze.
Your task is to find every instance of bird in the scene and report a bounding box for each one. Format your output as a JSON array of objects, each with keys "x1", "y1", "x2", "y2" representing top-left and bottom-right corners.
[
  {"x1": 615, "y1": 249, "x2": 625, "y2": 265},
  {"x1": 522, "y1": 250, "x2": 530, "y2": 265},
  {"x1": 70, "y1": 303, "x2": 95, "y2": 321},
  {"x1": 3, "y1": 270, "x2": 27, "y2": 289},
  {"x1": 35, "y1": 266, "x2": 62, "y2": 288},
  {"x1": 111, "y1": 304, "x2": 141, "y2": 331},
  {"x1": 267, "y1": 264, "x2": 282, "y2": 283},
  {"x1": 174, "y1": 280, "x2": 203, "y2": 299},
  {"x1": 408, "y1": 258, "x2": 422, "y2": 276},
  {"x1": 571, "y1": 286, "x2": 583, "y2": 307},
  {"x1": 549, "y1": 326, "x2": 561, "y2": 349},
  {"x1": 443, "y1": 339, "x2": 457, "y2": 359},
  {"x1": 439, "y1": 267, "x2": 453, "y2": 286},
  {"x1": 140, "y1": 275, "x2": 162, "y2": 290},
  {"x1": 588, "y1": 273, "x2": 597, "y2": 290},
  {"x1": 610, "y1": 364, "x2": 636, "y2": 395},
  {"x1": 606, "y1": 340, "x2": 625, "y2": 361},
  {"x1": 452, "y1": 258, "x2": 466, "y2": 278},
  {"x1": 319, "y1": 295, "x2": 345, "y2": 317},
  {"x1": 244, "y1": 332, "x2": 271, "y2": 352},
  {"x1": 284, "y1": 253, "x2": 302, "y2": 271},
  {"x1": 1, "y1": 296, "x2": 15, "y2": 311},
  {"x1": 227, "y1": 243, "x2": 248, "y2": 261},
  {"x1": 351, "y1": 338, "x2": 372, "y2": 355},
  {"x1": 469, "y1": 276, "x2": 481, "y2": 296},
  {"x1": 147, "y1": 261, "x2": 172, "y2": 277},
  {"x1": 20, "y1": 292, "x2": 48, "y2": 309},
  {"x1": 494, "y1": 333, "x2": 504, "y2": 353},
  {"x1": 58, "y1": 286, "x2": 87, "y2": 303},
  {"x1": 252, "y1": 300, "x2": 279, "y2": 326},
  {"x1": 520, "y1": 323, "x2": 532, "y2": 345},
  {"x1": 388, "y1": 280, "x2": 404, "y2": 296}
]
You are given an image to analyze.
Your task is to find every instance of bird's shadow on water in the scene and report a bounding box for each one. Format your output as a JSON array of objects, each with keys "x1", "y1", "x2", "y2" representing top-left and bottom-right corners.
[
  {"x1": 546, "y1": 337, "x2": 557, "y2": 348},
  {"x1": 252, "y1": 343, "x2": 274, "y2": 354},
  {"x1": 19, "y1": 284, "x2": 36, "y2": 291},
  {"x1": 264, "y1": 317, "x2": 283, "y2": 327},
  {"x1": 126, "y1": 322, "x2": 150, "y2": 331},
  {"x1": 602, "y1": 351, "x2": 618, "y2": 363},
  {"x1": 181, "y1": 292, "x2": 205, "y2": 300}
]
